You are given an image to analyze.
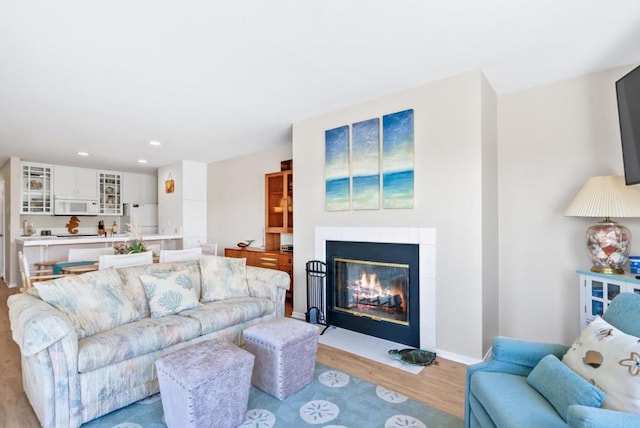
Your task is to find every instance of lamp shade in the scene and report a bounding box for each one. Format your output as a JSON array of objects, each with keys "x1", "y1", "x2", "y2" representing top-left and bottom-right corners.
[{"x1": 564, "y1": 176, "x2": 640, "y2": 218}]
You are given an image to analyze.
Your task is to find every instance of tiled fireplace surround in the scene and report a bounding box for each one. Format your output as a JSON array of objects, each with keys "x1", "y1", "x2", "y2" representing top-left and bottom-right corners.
[{"x1": 314, "y1": 227, "x2": 436, "y2": 350}]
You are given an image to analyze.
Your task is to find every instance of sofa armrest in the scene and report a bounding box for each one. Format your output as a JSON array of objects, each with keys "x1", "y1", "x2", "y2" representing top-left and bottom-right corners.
[
  {"x1": 8, "y1": 292, "x2": 77, "y2": 356},
  {"x1": 568, "y1": 404, "x2": 640, "y2": 428},
  {"x1": 9, "y1": 292, "x2": 82, "y2": 427},
  {"x1": 245, "y1": 266, "x2": 290, "y2": 317}
]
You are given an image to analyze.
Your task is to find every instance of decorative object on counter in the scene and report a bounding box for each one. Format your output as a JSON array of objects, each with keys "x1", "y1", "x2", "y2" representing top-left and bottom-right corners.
[
  {"x1": 66, "y1": 216, "x2": 80, "y2": 235},
  {"x1": 237, "y1": 239, "x2": 254, "y2": 248},
  {"x1": 23, "y1": 220, "x2": 36, "y2": 236},
  {"x1": 114, "y1": 222, "x2": 148, "y2": 254},
  {"x1": 565, "y1": 175, "x2": 640, "y2": 274},
  {"x1": 164, "y1": 173, "x2": 175, "y2": 194}
]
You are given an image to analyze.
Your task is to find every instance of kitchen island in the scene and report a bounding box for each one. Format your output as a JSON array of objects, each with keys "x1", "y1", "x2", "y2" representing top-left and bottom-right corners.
[{"x1": 16, "y1": 234, "x2": 182, "y2": 269}]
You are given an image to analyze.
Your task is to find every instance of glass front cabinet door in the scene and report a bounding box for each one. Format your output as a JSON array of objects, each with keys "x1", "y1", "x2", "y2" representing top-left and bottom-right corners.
[
  {"x1": 98, "y1": 171, "x2": 122, "y2": 215},
  {"x1": 578, "y1": 270, "x2": 640, "y2": 328},
  {"x1": 21, "y1": 162, "x2": 53, "y2": 214}
]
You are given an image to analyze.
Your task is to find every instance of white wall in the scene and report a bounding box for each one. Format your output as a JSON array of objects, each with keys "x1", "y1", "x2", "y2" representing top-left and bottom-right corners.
[
  {"x1": 498, "y1": 64, "x2": 640, "y2": 344},
  {"x1": 204, "y1": 64, "x2": 640, "y2": 359},
  {"x1": 481, "y1": 75, "x2": 499, "y2": 353},
  {"x1": 158, "y1": 162, "x2": 184, "y2": 236},
  {"x1": 292, "y1": 71, "x2": 497, "y2": 359},
  {"x1": 207, "y1": 144, "x2": 293, "y2": 251},
  {"x1": 1, "y1": 157, "x2": 21, "y2": 286},
  {"x1": 158, "y1": 160, "x2": 208, "y2": 248}
]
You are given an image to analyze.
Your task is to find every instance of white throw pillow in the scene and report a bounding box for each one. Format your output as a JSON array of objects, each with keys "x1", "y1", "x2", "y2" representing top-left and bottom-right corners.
[
  {"x1": 199, "y1": 255, "x2": 249, "y2": 302},
  {"x1": 139, "y1": 269, "x2": 201, "y2": 318},
  {"x1": 563, "y1": 316, "x2": 640, "y2": 413}
]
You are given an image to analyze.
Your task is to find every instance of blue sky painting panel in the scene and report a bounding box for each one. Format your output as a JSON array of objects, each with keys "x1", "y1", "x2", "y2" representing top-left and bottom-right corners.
[
  {"x1": 325, "y1": 125, "x2": 351, "y2": 211},
  {"x1": 352, "y1": 118, "x2": 380, "y2": 210},
  {"x1": 382, "y1": 109, "x2": 414, "y2": 209}
]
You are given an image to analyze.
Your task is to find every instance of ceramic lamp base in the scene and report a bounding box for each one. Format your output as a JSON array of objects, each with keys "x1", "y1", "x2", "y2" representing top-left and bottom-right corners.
[{"x1": 586, "y1": 218, "x2": 630, "y2": 275}]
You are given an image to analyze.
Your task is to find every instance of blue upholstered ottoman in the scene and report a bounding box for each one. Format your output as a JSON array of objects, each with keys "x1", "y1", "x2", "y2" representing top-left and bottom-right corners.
[
  {"x1": 243, "y1": 318, "x2": 319, "y2": 400},
  {"x1": 155, "y1": 340, "x2": 255, "y2": 428}
]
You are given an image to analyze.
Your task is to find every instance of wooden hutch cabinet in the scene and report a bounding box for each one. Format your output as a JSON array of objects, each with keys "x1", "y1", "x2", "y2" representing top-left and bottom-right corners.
[
  {"x1": 265, "y1": 170, "x2": 292, "y2": 250},
  {"x1": 225, "y1": 168, "x2": 294, "y2": 299}
]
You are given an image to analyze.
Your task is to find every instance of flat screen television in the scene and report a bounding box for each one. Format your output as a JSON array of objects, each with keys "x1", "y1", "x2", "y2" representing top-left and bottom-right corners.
[{"x1": 617, "y1": 64, "x2": 640, "y2": 185}]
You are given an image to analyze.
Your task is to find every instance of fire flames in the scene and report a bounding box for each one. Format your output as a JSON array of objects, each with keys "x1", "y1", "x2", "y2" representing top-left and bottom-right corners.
[{"x1": 345, "y1": 269, "x2": 405, "y2": 313}]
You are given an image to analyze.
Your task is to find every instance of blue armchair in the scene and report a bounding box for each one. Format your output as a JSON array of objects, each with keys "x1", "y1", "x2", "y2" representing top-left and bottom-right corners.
[{"x1": 465, "y1": 292, "x2": 640, "y2": 428}]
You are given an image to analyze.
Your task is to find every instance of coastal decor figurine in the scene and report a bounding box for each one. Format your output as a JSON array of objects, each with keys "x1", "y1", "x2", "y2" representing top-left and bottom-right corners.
[
  {"x1": 66, "y1": 216, "x2": 80, "y2": 235},
  {"x1": 113, "y1": 223, "x2": 147, "y2": 254},
  {"x1": 388, "y1": 348, "x2": 438, "y2": 366},
  {"x1": 237, "y1": 240, "x2": 254, "y2": 248}
]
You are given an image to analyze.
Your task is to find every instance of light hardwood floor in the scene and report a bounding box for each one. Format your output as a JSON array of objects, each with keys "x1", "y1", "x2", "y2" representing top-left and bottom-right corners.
[{"x1": 1, "y1": 283, "x2": 466, "y2": 427}]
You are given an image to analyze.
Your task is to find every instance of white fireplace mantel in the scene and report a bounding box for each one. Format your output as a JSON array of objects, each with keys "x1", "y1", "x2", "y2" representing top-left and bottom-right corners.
[{"x1": 315, "y1": 226, "x2": 436, "y2": 350}]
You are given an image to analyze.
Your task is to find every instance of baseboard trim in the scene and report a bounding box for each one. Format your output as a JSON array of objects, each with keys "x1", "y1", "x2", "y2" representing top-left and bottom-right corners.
[
  {"x1": 291, "y1": 310, "x2": 306, "y2": 320},
  {"x1": 434, "y1": 349, "x2": 482, "y2": 366}
]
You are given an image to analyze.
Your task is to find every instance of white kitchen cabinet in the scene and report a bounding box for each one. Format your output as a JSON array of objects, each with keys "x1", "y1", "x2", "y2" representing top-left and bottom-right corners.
[
  {"x1": 98, "y1": 171, "x2": 122, "y2": 215},
  {"x1": 578, "y1": 270, "x2": 640, "y2": 328},
  {"x1": 21, "y1": 162, "x2": 53, "y2": 214},
  {"x1": 54, "y1": 166, "x2": 98, "y2": 199},
  {"x1": 123, "y1": 172, "x2": 158, "y2": 205}
]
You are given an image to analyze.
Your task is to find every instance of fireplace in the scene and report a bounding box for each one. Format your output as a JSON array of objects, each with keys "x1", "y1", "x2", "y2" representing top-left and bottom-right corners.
[{"x1": 326, "y1": 240, "x2": 420, "y2": 347}]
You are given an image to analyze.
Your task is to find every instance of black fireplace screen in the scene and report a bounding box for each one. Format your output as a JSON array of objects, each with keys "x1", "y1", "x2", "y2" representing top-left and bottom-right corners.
[{"x1": 333, "y1": 258, "x2": 409, "y2": 325}]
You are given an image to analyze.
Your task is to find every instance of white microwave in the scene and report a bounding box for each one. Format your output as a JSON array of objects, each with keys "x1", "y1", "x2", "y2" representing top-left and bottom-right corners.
[{"x1": 54, "y1": 198, "x2": 99, "y2": 216}]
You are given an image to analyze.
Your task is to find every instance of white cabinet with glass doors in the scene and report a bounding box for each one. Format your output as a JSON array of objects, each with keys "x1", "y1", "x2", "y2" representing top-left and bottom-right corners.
[
  {"x1": 578, "y1": 270, "x2": 640, "y2": 328},
  {"x1": 21, "y1": 162, "x2": 53, "y2": 214}
]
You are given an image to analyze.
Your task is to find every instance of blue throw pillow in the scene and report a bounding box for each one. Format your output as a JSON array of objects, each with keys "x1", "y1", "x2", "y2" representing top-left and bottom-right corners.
[{"x1": 527, "y1": 354, "x2": 605, "y2": 421}]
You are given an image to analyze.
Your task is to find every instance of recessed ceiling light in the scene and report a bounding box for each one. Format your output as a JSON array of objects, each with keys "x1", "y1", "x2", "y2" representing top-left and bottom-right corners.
[
  {"x1": 77, "y1": 152, "x2": 89, "y2": 156},
  {"x1": 149, "y1": 141, "x2": 161, "y2": 146},
  {"x1": 138, "y1": 159, "x2": 148, "y2": 164}
]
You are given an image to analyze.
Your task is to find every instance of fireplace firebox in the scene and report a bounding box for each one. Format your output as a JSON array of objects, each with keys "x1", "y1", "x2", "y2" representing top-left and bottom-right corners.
[{"x1": 326, "y1": 240, "x2": 420, "y2": 347}]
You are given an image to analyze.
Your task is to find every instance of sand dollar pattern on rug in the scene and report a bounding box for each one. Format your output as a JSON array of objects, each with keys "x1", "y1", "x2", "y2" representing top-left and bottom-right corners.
[
  {"x1": 241, "y1": 409, "x2": 276, "y2": 427},
  {"x1": 377, "y1": 385, "x2": 409, "y2": 403},
  {"x1": 319, "y1": 370, "x2": 350, "y2": 388}
]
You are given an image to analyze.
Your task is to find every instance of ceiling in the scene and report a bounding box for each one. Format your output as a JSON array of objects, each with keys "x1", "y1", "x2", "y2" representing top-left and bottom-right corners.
[{"x1": 1, "y1": 1, "x2": 639, "y2": 173}]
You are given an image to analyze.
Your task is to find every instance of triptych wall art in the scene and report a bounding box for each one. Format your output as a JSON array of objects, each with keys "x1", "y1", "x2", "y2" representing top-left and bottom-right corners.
[{"x1": 325, "y1": 109, "x2": 414, "y2": 211}]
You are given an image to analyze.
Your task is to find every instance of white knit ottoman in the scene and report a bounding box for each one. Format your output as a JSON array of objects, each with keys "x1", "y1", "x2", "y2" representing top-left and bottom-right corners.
[
  {"x1": 155, "y1": 340, "x2": 255, "y2": 428},
  {"x1": 243, "y1": 318, "x2": 319, "y2": 400}
]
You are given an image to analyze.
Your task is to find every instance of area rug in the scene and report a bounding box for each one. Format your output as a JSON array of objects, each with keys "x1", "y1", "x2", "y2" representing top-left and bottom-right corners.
[
  {"x1": 318, "y1": 326, "x2": 427, "y2": 374},
  {"x1": 82, "y1": 363, "x2": 463, "y2": 428}
]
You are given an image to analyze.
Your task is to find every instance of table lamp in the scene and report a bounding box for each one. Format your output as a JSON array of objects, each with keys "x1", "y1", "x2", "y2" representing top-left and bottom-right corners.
[{"x1": 565, "y1": 175, "x2": 640, "y2": 274}]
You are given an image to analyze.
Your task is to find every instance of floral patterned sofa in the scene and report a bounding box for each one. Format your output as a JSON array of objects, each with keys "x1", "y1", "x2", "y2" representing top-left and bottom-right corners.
[{"x1": 8, "y1": 255, "x2": 290, "y2": 428}]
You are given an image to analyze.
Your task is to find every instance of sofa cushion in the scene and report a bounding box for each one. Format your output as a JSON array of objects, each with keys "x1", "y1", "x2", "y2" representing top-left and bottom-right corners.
[
  {"x1": 34, "y1": 269, "x2": 140, "y2": 339},
  {"x1": 563, "y1": 316, "x2": 640, "y2": 413},
  {"x1": 470, "y1": 371, "x2": 566, "y2": 428},
  {"x1": 180, "y1": 297, "x2": 274, "y2": 335},
  {"x1": 199, "y1": 255, "x2": 249, "y2": 302},
  {"x1": 139, "y1": 269, "x2": 201, "y2": 318},
  {"x1": 77, "y1": 315, "x2": 202, "y2": 372},
  {"x1": 527, "y1": 354, "x2": 605, "y2": 421},
  {"x1": 117, "y1": 261, "x2": 201, "y2": 318}
]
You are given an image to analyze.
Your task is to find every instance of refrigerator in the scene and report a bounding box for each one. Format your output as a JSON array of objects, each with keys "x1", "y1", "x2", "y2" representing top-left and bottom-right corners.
[{"x1": 122, "y1": 203, "x2": 158, "y2": 235}]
